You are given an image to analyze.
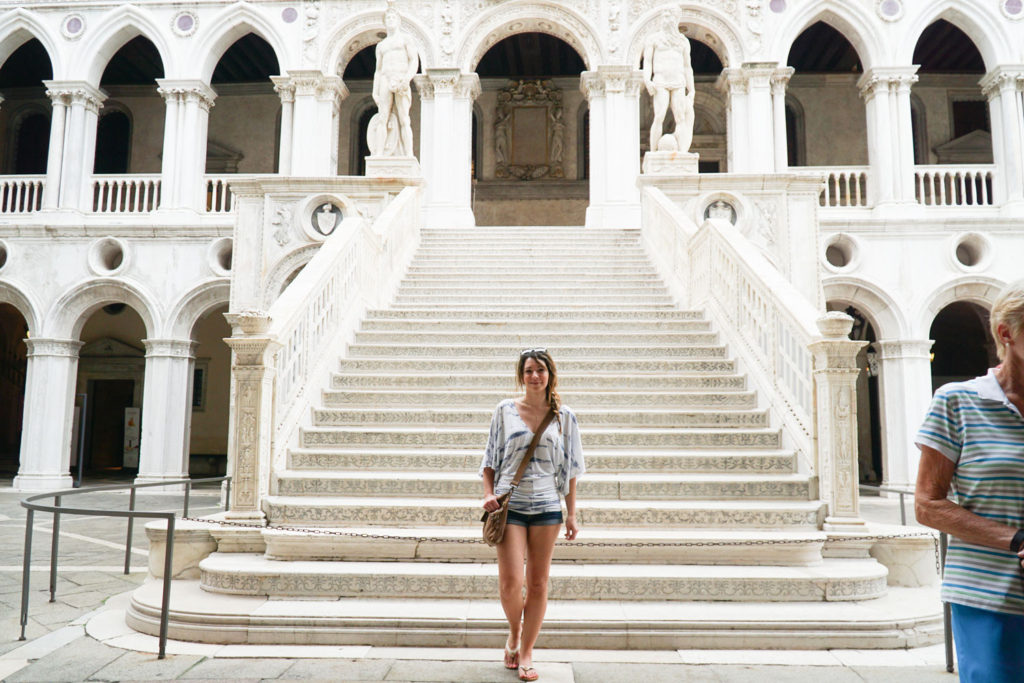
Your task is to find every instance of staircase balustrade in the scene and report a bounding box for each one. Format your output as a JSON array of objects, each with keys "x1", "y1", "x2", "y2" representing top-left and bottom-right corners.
[
  {"x1": 914, "y1": 165, "x2": 995, "y2": 207},
  {"x1": 92, "y1": 175, "x2": 161, "y2": 213},
  {"x1": 0, "y1": 176, "x2": 44, "y2": 214}
]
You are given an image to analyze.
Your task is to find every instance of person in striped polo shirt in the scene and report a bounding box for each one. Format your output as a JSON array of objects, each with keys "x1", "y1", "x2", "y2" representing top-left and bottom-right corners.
[{"x1": 916, "y1": 279, "x2": 1024, "y2": 683}]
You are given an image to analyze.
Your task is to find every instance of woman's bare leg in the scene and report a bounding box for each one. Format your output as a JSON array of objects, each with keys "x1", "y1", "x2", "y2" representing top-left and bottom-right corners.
[
  {"x1": 496, "y1": 524, "x2": 528, "y2": 656},
  {"x1": 518, "y1": 523, "x2": 560, "y2": 670}
]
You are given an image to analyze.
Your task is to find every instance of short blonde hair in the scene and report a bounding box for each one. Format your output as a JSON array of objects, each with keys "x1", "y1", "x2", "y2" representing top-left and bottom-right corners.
[{"x1": 990, "y1": 279, "x2": 1024, "y2": 360}]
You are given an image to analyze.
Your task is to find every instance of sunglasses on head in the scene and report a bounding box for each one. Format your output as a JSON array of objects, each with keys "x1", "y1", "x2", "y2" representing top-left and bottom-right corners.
[{"x1": 520, "y1": 348, "x2": 547, "y2": 356}]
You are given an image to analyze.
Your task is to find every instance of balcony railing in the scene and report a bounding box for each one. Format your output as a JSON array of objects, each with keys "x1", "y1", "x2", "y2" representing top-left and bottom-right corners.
[
  {"x1": 0, "y1": 176, "x2": 44, "y2": 214},
  {"x1": 205, "y1": 176, "x2": 235, "y2": 213},
  {"x1": 93, "y1": 175, "x2": 161, "y2": 213},
  {"x1": 792, "y1": 166, "x2": 869, "y2": 208},
  {"x1": 915, "y1": 165, "x2": 995, "y2": 207}
]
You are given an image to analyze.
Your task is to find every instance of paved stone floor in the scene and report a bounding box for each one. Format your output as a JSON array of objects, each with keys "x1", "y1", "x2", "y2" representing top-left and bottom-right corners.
[{"x1": 0, "y1": 478, "x2": 957, "y2": 682}]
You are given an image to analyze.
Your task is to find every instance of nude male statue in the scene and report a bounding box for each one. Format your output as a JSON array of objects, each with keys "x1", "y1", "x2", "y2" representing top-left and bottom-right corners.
[
  {"x1": 370, "y1": 5, "x2": 418, "y2": 157},
  {"x1": 642, "y1": 8, "x2": 696, "y2": 153}
]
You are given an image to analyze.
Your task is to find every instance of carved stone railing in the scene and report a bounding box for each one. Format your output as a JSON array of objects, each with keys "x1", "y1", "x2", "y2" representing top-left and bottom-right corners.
[
  {"x1": 641, "y1": 184, "x2": 866, "y2": 528},
  {"x1": 792, "y1": 166, "x2": 869, "y2": 208},
  {"x1": 0, "y1": 176, "x2": 44, "y2": 214},
  {"x1": 204, "y1": 176, "x2": 235, "y2": 213},
  {"x1": 92, "y1": 175, "x2": 161, "y2": 213},
  {"x1": 915, "y1": 164, "x2": 995, "y2": 207}
]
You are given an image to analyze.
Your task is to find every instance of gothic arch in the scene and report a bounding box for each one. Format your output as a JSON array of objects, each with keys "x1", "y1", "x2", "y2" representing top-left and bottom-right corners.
[
  {"x1": 165, "y1": 279, "x2": 231, "y2": 339},
  {"x1": 347, "y1": 95, "x2": 376, "y2": 176},
  {"x1": 0, "y1": 280, "x2": 42, "y2": 334},
  {"x1": 79, "y1": 5, "x2": 172, "y2": 84},
  {"x1": 627, "y1": 5, "x2": 742, "y2": 70},
  {"x1": 458, "y1": 2, "x2": 603, "y2": 73},
  {"x1": 916, "y1": 275, "x2": 1005, "y2": 338},
  {"x1": 823, "y1": 277, "x2": 906, "y2": 339},
  {"x1": 196, "y1": 4, "x2": 288, "y2": 83},
  {"x1": 324, "y1": 9, "x2": 435, "y2": 76},
  {"x1": 770, "y1": 3, "x2": 881, "y2": 71},
  {"x1": 898, "y1": 2, "x2": 1008, "y2": 73},
  {"x1": 0, "y1": 9, "x2": 61, "y2": 76},
  {"x1": 263, "y1": 244, "x2": 320, "y2": 308},
  {"x1": 45, "y1": 278, "x2": 161, "y2": 340}
]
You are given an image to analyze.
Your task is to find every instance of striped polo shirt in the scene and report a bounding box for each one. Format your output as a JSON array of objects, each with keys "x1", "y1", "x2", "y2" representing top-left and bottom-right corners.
[{"x1": 915, "y1": 369, "x2": 1024, "y2": 615}]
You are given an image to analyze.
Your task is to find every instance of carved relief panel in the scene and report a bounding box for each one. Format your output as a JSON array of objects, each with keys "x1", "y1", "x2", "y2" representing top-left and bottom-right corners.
[{"x1": 494, "y1": 79, "x2": 565, "y2": 180}]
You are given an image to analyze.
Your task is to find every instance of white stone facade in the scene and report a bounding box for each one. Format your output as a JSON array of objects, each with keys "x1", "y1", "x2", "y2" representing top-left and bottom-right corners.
[{"x1": 0, "y1": 0, "x2": 1021, "y2": 502}]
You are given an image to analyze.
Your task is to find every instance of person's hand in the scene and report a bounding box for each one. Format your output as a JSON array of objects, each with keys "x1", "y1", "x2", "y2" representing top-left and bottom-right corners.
[
  {"x1": 483, "y1": 494, "x2": 500, "y2": 512},
  {"x1": 564, "y1": 515, "x2": 579, "y2": 541}
]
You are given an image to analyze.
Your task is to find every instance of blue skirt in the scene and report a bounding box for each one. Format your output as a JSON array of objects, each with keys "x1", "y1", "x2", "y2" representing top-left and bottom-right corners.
[{"x1": 951, "y1": 602, "x2": 1024, "y2": 682}]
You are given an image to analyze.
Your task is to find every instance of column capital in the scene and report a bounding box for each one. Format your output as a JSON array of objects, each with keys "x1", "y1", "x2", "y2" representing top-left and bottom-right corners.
[
  {"x1": 874, "y1": 338, "x2": 934, "y2": 361},
  {"x1": 24, "y1": 338, "x2": 84, "y2": 358},
  {"x1": 42, "y1": 80, "x2": 106, "y2": 112},
  {"x1": 715, "y1": 68, "x2": 746, "y2": 95},
  {"x1": 156, "y1": 79, "x2": 217, "y2": 110},
  {"x1": 271, "y1": 75, "x2": 295, "y2": 103},
  {"x1": 580, "y1": 66, "x2": 643, "y2": 100},
  {"x1": 413, "y1": 69, "x2": 480, "y2": 100},
  {"x1": 283, "y1": 70, "x2": 349, "y2": 102},
  {"x1": 856, "y1": 66, "x2": 919, "y2": 99},
  {"x1": 142, "y1": 338, "x2": 198, "y2": 359},
  {"x1": 770, "y1": 66, "x2": 795, "y2": 93},
  {"x1": 979, "y1": 65, "x2": 1024, "y2": 98}
]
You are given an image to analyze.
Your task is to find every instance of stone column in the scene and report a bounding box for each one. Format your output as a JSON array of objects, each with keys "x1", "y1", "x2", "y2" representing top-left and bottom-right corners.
[
  {"x1": 13, "y1": 339, "x2": 83, "y2": 491},
  {"x1": 771, "y1": 67, "x2": 794, "y2": 170},
  {"x1": 41, "y1": 88, "x2": 69, "y2": 209},
  {"x1": 136, "y1": 339, "x2": 197, "y2": 487},
  {"x1": 223, "y1": 313, "x2": 279, "y2": 521},
  {"x1": 414, "y1": 68, "x2": 479, "y2": 228},
  {"x1": 808, "y1": 313, "x2": 868, "y2": 530},
  {"x1": 271, "y1": 77, "x2": 295, "y2": 175},
  {"x1": 278, "y1": 71, "x2": 347, "y2": 176},
  {"x1": 581, "y1": 66, "x2": 643, "y2": 229},
  {"x1": 716, "y1": 68, "x2": 749, "y2": 172},
  {"x1": 740, "y1": 63, "x2": 778, "y2": 173},
  {"x1": 874, "y1": 339, "x2": 934, "y2": 490},
  {"x1": 156, "y1": 80, "x2": 217, "y2": 212},
  {"x1": 40, "y1": 81, "x2": 105, "y2": 211},
  {"x1": 858, "y1": 67, "x2": 918, "y2": 208},
  {"x1": 980, "y1": 67, "x2": 1024, "y2": 207}
]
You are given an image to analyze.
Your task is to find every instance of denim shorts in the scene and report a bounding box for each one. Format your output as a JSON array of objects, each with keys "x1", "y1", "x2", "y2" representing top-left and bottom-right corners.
[{"x1": 506, "y1": 509, "x2": 563, "y2": 528}]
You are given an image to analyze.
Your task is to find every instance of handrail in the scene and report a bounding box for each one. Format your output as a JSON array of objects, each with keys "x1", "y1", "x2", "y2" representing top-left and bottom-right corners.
[{"x1": 19, "y1": 475, "x2": 230, "y2": 659}]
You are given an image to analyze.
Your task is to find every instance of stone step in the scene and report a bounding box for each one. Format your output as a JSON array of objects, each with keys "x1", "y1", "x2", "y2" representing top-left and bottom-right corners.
[
  {"x1": 360, "y1": 318, "x2": 713, "y2": 332},
  {"x1": 344, "y1": 343, "x2": 726, "y2": 358},
  {"x1": 391, "y1": 296, "x2": 678, "y2": 306},
  {"x1": 286, "y1": 448, "x2": 798, "y2": 473},
  {"x1": 262, "y1": 496, "x2": 824, "y2": 528},
  {"x1": 310, "y1": 407, "x2": 769, "y2": 429},
  {"x1": 198, "y1": 554, "x2": 885, "y2": 602},
  {"x1": 258, "y1": 527, "x2": 826, "y2": 565},
  {"x1": 400, "y1": 275, "x2": 664, "y2": 285},
  {"x1": 365, "y1": 308, "x2": 704, "y2": 320},
  {"x1": 412, "y1": 246, "x2": 649, "y2": 255},
  {"x1": 322, "y1": 389, "x2": 757, "y2": 409},
  {"x1": 389, "y1": 303, "x2": 680, "y2": 311},
  {"x1": 405, "y1": 266, "x2": 661, "y2": 276},
  {"x1": 331, "y1": 367, "x2": 742, "y2": 387},
  {"x1": 273, "y1": 471, "x2": 814, "y2": 500},
  {"x1": 351, "y1": 330, "x2": 718, "y2": 346},
  {"x1": 394, "y1": 285, "x2": 670, "y2": 297},
  {"x1": 298, "y1": 426, "x2": 782, "y2": 449}
]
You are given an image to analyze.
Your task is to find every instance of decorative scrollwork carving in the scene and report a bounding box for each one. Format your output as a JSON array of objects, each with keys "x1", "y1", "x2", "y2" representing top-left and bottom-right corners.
[{"x1": 494, "y1": 80, "x2": 565, "y2": 181}]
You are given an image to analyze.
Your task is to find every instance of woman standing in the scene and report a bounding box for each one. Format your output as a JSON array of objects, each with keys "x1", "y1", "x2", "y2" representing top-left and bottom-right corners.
[
  {"x1": 915, "y1": 279, "x2": 1024, "y2": 683},
  {"x1": 480, "y1": 348, "x2": 584, "y2": 682}
]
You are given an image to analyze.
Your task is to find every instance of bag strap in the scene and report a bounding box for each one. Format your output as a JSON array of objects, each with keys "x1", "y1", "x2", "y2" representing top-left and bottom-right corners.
[{"x1": 509, "y1": 408, "x2": 556, "y2": 490}]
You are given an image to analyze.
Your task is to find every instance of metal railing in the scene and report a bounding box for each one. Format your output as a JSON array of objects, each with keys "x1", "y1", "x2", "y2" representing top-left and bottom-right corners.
[{"x1": 19, "y1": 476, "x2": 230, "y2": 658}]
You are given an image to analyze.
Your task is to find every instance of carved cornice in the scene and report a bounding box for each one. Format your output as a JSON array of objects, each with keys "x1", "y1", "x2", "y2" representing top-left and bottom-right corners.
[
  {"x1": 414, "y1": 69, "x2": 480, "y2": 100},
  {"x1": 156, "y1": 79, "x2": 217, "y2": 111},
  {"x1": 715, "y1": 68, "x2": 747, "y2": 95},
  {"x1": 142, "y1": 338, "x2": 197, "y2": 359},
  {"x1": 979, "y1": 65, "x2": 1024, "y2": 98},
  {"x1": 873, "y1": 339, "x2": 934, "y2": 361},
  {"x1": 580, "y1": 66, "x2": 643, "y2": 99},
  {"x1": 42, "y1": 80, "x2": 106, "y2": 113},
  {"x1": 25, "y1": 338, "x2": 84, "y2": 358},
  {"x1": 225, "y1": 337, "x2": 279, "y2": 366}
]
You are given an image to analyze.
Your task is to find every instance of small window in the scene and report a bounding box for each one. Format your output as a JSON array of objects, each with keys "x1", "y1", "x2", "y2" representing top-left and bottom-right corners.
[{"x1": 952, "y1": 100, "x2": 989, "y2": 139}]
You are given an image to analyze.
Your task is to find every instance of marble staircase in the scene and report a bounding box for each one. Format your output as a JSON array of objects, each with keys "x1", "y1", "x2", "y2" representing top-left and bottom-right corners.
[{"x1": 130, "y1": 227, "x2": 943, "y2": 648}]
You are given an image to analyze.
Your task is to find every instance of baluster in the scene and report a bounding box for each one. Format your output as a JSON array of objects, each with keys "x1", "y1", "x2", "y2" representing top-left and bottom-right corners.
[
  {"x1": 982, "y1": 172, "x2": 991, "y2": 205},
  {"x1": 940, "y1": 172, "x2": 948, "y2": 205},
  {"x1": 957, "y1": 172, "x2": 967, "y2": 206},
  {"x1": 13, "y1": 180, "x2": 23, "y2": 212},
  {"x1": 1, "y1": 182, "x2": 9, "y2": 213},
  {"x1": 98, "y1": 181, "x2": 107, "y2": 212}
]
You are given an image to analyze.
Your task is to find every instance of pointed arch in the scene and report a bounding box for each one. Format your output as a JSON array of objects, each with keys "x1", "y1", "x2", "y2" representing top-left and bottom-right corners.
[
  {"x1": 165, "y1": 279, "x2": 231, "y2": 339},
  {"x1": 0, "y1": 279, "x2": 42, "y2": 334},
  {"x1": 457, "y1": 1, "x2": 603, "y2": 73},
  {"x1": 627, "y1": 4, "x2": 743, "y2": 70},
  {"x1": 916, "y1": 275, "x2": 1005, "y2": 338},
  {"x1": 898, "y1": 2, "x2": 1008, "y2": 72},
  {"x1": 196, "y1": 3, "x2": 289, "y2": 83},
  {"x1": 79, "y1": 5, "x2": 172, "y2": 84},
  {"x1": 0, "y1": 9, "x2": 62, "y2": 76},
  {"x1": 323, "y1": 9, "x2": 436, "y2": 76},
  {"x1": 770, "y1": 3, "x2": 881, "y2": 71},
  {"x1": 45, "y1": 278, "x2": 161, "y2": 340},
  {"x1": 823, "y1": 276, "x2": 907, "y2": 340}
]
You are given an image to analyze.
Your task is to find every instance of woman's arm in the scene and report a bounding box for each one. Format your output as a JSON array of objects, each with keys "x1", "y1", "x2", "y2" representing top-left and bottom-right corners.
[
  {"x1": 915, "y1": 445, "x2": 1018, "y2": 552},
  {"x1": 564, "y1": 477, "x2": 578, "y2": 540},
  {"x1": 482, "y1": 467, "x2": 499, "y2": 512}
]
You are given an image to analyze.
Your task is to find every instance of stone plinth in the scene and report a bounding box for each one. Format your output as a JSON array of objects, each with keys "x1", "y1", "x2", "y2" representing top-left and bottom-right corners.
[
  {"x1": 643, "y1": 151, "x2": 700, "y2": 175},
  {"x1": 364, "y1": 156, "x2": 421, "y2": 179}
]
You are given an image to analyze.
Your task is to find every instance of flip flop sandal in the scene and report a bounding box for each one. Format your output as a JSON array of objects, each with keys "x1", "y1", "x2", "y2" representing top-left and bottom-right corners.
[
  {"x1": 519, "y1": 665, "x2": 539, "y2": 681},
  {"x1": 504, "y1": 638, "x2": 519, "y2": 669}
]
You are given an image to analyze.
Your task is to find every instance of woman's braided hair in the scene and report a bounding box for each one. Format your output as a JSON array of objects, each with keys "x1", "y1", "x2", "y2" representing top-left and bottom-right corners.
[{"x1": 516, "y1": 349, "x2": 561, "y2": 431}]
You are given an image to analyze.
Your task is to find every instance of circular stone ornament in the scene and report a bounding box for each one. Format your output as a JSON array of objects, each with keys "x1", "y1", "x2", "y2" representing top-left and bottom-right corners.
[
  {"x1": 876, "y1": 0, "x2": 903, "y2": 21},
  {"x1": 769, "y1": 0, "x2": 786, "y2": 13},
  {"x1": 62, "y1": 14, "x2": 85, "y2": 40},
  {"x1": 172, "y1": 11, "x2": 198, "y2": 37},
  {"x1": 1003, "y1": 0, "x2": 1024, "y2": 19},
  {"x1": 282, "y1": 7, "x2": 299, "y2": 23},
  {"x1": 311, "y1": 203, "x2": 343, "y2": 237}
]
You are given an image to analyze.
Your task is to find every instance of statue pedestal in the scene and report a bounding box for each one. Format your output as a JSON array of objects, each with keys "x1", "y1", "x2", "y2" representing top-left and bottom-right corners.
[
  {"x1": 365, "y1": 156, "x2": 421, "y2": 178},
  {"x1": 642, "y1": 151, "x2": 699, "y2": 175}
]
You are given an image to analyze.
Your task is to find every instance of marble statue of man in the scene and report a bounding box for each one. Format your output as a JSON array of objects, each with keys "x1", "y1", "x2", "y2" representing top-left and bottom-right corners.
[
  {"x1": 370, "y1": 5, "x2": 418, "y2": 157},
  {"x1": 642, "y1": 8, "x2": 696, "y2": 153}
]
